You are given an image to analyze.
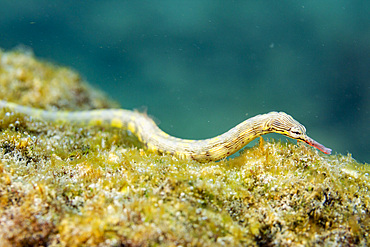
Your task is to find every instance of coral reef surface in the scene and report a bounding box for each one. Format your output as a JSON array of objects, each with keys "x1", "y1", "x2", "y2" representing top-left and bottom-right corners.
[{"x1": 0, "y1": 49, "x2": 369, "y2": 246}]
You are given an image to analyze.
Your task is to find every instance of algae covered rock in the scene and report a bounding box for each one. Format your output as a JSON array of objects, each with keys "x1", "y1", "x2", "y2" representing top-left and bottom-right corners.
[
  {"x1": 0, "y1": 49, "x2": 369, "y2": 246},
  {"x1": 0, "y1": 48, "x2": 118, "y2": 110}
]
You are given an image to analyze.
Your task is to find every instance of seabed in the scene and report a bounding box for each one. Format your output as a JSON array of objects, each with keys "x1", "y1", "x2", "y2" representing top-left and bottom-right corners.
[{"x1": 0, "y1": 49, "x2": 369, "y2": 246}]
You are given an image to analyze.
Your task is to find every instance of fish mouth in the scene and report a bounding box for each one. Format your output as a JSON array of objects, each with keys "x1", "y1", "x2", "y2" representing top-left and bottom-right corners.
[{"x1": 301, "y1": 136, "x2": 332, "y2": 154}]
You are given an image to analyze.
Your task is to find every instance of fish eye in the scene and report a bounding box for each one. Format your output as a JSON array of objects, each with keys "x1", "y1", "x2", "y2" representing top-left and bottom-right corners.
[{"x1": 290, "y1": 127, "x2": 302, "y2": 135}]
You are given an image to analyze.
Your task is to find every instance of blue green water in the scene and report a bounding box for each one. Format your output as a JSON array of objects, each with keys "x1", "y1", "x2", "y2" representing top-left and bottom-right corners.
[{"x1": 0, "y1": 1, "x2": 369, "y2": 162}]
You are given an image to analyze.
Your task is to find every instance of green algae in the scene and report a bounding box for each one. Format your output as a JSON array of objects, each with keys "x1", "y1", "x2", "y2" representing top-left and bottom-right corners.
[{"x1": 0, "y1": 49, "x2": 369, "y2": 246}]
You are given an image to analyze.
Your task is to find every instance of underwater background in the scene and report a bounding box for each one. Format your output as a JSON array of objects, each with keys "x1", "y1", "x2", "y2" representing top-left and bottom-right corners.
[{"x1": 0, "y1": 0, "x2": 368, "y2": 162}]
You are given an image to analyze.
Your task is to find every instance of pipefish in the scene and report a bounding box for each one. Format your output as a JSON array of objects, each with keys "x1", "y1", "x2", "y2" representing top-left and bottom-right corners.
[{"x1": 0, "y1": 100, "x2": 331, "y2": 162}]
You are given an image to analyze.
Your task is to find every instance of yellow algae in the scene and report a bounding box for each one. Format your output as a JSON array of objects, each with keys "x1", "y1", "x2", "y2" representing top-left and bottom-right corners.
[{"x1": 0, "y1": 48, "x2": 369, "y2": 246}]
